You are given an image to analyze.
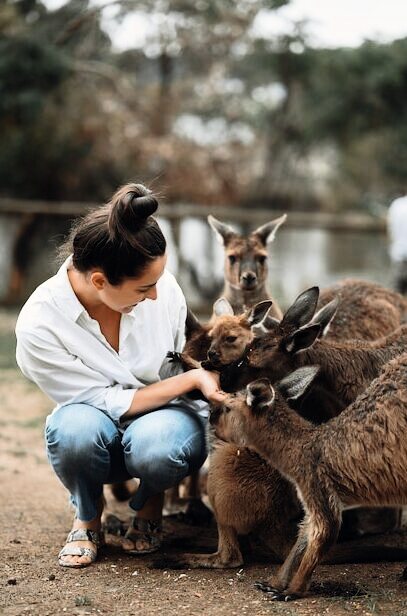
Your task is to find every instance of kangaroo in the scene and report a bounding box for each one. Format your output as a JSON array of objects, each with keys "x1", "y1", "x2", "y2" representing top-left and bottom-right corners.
[
  {"x1": 161, "y1": 288, "x2": 406, "y2": 565},
  {"x1": 317, "y1": 278, "x2": 407, "y2": 341},
  {"x1": 208, "y1": 214, "x2": 286, "y2": 318},
  {"x1": 152, "y1": 363, "x2": 407, "y2": 573},
  {"x1": 211, "y1": 358, "x2": 407, "y2": 600},
  {"x1": 211, "y1": 287, "x2": 407, "y2": 537},
  {"x1": 246, "y1": 286, "x2": 407, "y2": 413}
]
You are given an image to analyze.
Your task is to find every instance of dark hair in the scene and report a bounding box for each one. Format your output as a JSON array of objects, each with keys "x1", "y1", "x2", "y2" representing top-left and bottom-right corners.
[{"x1": 59, "y1": 183, "x2": 166, "y2": 285}]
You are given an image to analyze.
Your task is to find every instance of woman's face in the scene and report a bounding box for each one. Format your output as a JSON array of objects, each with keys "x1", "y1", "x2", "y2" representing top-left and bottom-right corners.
[{"x1": 92, "y1": 254, "x2": 167, "y2": 314}]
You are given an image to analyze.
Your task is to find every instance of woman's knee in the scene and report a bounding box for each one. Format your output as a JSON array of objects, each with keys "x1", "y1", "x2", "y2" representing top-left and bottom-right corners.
[
  {"x1": 123, "y1": 409, "x2": 207, "y2": 486},
  {"x1": 45, "y1": 403, "x2": 119, "y2": 463}
]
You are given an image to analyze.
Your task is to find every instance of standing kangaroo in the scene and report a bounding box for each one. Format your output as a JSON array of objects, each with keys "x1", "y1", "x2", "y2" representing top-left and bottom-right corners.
[
  {"x1": 211, "y1": 357, "x2": 407, "y2": 600},
  {"x1": 208, "y1": 214, "x2": 286, "y2": 318}
]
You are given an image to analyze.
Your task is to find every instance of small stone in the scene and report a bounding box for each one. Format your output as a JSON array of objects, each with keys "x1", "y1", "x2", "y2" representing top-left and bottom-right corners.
[
  {"x1": 48, "y1": 574, "x2": 56, "y2": 581},
  {"x1": 7, "y1": 578, "x2": 17, "y2": 585}
]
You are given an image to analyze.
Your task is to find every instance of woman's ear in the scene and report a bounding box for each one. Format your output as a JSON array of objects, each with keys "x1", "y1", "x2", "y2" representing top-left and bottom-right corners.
[{"x1": 90, "y1": 271, "x2": 107, "y2": 290}]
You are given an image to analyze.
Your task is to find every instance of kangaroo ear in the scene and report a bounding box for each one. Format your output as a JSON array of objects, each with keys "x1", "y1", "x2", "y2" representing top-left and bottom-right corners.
[
  {"x1": 284, "y1": 323, "x2": 321, "y2": 354},
  {"x1": 311, "y1": 297, "x2": 339, "y2": 338},
  {"x1": 277, "y1": 366, "x2": 320, "y2": 401},
  {"x1": 246, "y1": 378, "x2": 275, "y2": 411},
  {"x1": 213, "y1": 297, "x2": 234, "y2": 317},
  {"x1": 185, "y1": 307, "x2": 202, "y2": 338},
  {"x1": 252, "y1": 213, "x2": 287, "y2": 245},
  {"x1": 280, "y1": 286, "x2": 319, "y2": 331},
  {"x1": 208, "y1": 215, "x2": 238, "y2": 246},
  {"x1": 247, "y1": 300, "x2": 273, "y2": 326}
]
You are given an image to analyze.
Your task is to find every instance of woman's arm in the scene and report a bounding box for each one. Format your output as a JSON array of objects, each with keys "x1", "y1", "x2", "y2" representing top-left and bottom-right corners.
[{"x1": 121, "y1": 367, "x2": 224, "y2": 420}]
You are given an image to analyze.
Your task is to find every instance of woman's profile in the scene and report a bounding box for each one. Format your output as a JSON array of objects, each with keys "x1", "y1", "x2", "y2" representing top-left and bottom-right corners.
[{"x1": 15, "y1": 182, "x2": 223, "y2": 568}]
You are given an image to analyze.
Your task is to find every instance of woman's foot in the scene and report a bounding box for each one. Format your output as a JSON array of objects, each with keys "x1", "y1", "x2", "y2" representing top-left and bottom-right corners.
[
  {"x1": 122, "y1": 492, "x2": 163, "y2": 554},
  {"x1": 122, "y1": 517, "x2": 163, "y2": 554},
  {"x1": 58, "y1": 499, "x2": 104, "y2": 568}
]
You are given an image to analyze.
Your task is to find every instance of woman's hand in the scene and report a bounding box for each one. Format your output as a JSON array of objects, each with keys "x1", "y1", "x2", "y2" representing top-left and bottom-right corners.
[{"x1": 193, "y1": 368, "x2": 227, "y2": 403}]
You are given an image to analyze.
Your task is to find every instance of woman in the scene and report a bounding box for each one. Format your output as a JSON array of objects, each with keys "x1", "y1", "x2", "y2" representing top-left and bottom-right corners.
[{"x1": 15, "y1": 183, "x2": 223, "y2": 568}]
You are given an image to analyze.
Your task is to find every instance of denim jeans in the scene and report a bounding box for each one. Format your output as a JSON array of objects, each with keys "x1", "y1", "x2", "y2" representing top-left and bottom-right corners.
[{"x1": 45, "y1": 403, "x2": 208, "y2": 521}]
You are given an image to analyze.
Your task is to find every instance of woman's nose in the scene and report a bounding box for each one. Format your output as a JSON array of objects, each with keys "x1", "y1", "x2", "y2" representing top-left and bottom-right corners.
[{"x1": 146, "y1": 286, "x2": 157, "y2": 300}]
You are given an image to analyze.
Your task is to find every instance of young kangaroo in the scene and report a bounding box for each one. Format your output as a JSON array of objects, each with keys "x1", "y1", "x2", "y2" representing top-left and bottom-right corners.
[
  {"x1": 208, "y1": 214, "x2": 286, "y2": 318},
  {"x1": 211, "y1": 357, "x2": 407, "y2": 600}
]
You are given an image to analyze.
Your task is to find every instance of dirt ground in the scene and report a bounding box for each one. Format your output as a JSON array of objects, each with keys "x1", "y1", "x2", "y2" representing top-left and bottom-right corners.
[{"x1": 1, "y1": 308, "x2": 407, "y2": 616}]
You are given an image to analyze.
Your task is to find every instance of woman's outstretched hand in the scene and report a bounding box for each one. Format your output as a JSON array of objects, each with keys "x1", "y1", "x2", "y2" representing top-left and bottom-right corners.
[{"x1": 193, "y1": 367, "x2": 227, "y2": 403}]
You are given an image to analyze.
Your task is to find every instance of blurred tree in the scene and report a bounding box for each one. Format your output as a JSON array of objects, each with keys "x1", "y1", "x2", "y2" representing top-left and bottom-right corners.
[{"x1": 1, "y1": 0, "x2": 407, "y2": 211}]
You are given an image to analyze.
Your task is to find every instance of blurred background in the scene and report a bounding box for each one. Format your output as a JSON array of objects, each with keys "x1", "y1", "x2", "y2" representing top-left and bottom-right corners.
[{"x1": 1, "y1": 0, "x2": 407, "y2": 319}]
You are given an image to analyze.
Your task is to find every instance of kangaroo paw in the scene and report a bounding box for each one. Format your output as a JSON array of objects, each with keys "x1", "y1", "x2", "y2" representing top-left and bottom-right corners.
[{"x1": 166, "y1": 351, "x2": 182, "y2": 363}]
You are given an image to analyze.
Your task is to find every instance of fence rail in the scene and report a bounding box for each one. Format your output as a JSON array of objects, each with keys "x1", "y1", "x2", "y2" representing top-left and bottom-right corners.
[{"x1": 0, "y1": 198, "x2": 387, "y2": 232}]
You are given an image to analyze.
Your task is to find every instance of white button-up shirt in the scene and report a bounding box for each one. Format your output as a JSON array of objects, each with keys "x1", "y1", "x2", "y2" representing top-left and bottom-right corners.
[{"x1": 15, "y1": 257, "x2": 206, "y2": 426}]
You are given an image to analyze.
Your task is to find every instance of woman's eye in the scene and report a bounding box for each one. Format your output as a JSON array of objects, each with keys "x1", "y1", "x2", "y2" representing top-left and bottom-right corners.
[
  {"x1": 228, "y1": 255, "x2": 237, "y2": 265},
  {"x1": 226, "y1": 335, "x2": 237, "y2": 344}
]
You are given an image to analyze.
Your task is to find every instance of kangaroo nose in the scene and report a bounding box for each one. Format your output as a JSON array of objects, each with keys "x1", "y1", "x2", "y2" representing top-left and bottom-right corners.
[
  {"x1": 208, "y1": 349, "x2": 219, "y2": 361},
  {"x1": 242, "y1": 272, "x2": 257, "y2": 284}
]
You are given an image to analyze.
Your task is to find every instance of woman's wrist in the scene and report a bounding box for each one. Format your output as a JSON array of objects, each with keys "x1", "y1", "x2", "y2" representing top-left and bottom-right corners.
[{"x1": 187, "y1": 368, "x2": 202, "y2": 391}]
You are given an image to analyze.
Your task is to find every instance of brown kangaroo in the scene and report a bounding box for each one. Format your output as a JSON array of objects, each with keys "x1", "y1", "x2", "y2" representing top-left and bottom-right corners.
[
  {"x1": 317, "y1": 278, "x2": 407, "y2": 341},
  {"x1": 212, "y1": 287, "x2": 407, "y2": 538},
  {"x1": 210, "y1": 357, "x2": 407, "y2": 600},
  {"x1": 161, "y1": 287, "x2": 406, "y2": 566},
  {"x1": 246, "y1": 286, "x2": 407, "y2": 413},
  {"x1": 208, "y1": 214, "x2": 286, "y2": 318}
]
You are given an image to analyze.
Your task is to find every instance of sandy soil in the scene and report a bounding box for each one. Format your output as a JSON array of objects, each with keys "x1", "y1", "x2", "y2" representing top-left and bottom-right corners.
[{"x1": 1, "y1": 309, "x2": 407, "y2": 616}]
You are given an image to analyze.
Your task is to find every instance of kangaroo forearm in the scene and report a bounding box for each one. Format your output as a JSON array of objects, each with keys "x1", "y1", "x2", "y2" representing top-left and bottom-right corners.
[
  {"x1": 180, "y1": 352, "x2": 202, "y2": 371},
  {"x1": 121, "y1": 371, "x2": 198, "y2": 419}
]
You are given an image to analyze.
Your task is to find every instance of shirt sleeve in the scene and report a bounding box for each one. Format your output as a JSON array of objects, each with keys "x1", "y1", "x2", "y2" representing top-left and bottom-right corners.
[{"x1": 16, "y1": 330, "x2": 135, "y2": 423}]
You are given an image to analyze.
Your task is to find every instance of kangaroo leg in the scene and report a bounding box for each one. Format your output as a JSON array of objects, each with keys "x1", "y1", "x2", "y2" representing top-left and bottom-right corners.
[
  {"x1": 282, "y1": 515, "x2": 340, "y2": 599},
  {"x1": 255, "y1": 524, "x2": 309, "y2": 596},
  {"x1": 152, "y1": 523, "x2": 243, "y2": 569},
  {"x1": 256, "y1": 501, "x2": 341, "y2": 601}
]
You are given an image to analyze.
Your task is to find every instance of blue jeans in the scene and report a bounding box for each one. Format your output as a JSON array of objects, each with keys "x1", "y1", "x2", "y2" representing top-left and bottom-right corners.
[{"x1": 45, "y1": 403, "x2": 207, "y2": 521}]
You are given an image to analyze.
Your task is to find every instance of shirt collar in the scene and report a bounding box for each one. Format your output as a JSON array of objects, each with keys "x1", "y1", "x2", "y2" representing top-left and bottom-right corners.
[{"x1": 52, "y1": 256, "x2": 88, "y2": 322}]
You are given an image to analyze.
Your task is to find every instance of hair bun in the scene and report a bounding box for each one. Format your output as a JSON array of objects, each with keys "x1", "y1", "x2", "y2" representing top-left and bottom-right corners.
[
  {"x1": 123, "y1": 192, "x2": 159, "y2": 221},
  {"x1": 108, "y1": 183, "x2": 158, "y2": 241}
]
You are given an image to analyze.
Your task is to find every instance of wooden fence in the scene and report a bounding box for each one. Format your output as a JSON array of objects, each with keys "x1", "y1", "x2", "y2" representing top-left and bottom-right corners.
[{"x1": 0, "y1": 198, "x2": 387, "y2": 306}]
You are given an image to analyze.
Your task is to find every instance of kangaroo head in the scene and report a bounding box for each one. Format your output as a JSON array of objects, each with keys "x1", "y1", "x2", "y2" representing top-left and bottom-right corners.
[
  {"x1": 206, "y1": 297, "x2": 273, "y2": 367},
  {"x1": 210, "y1": 367, "x2": 319, "y2": 445},
  {"x1": 248, "y1": 287, "x2": 338, "y2": 381},
  {"x1": 208, "y1": 214, "x2": 286, "y2": 293}
]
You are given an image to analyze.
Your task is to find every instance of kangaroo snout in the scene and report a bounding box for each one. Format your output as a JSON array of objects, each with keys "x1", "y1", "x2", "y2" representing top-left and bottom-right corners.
[
  {"x1": 241, "y1": 272, "x2": 257, "y2": 288},
  {"x1": 208, "y1": 348, "x2": 220, "y2": 362}
]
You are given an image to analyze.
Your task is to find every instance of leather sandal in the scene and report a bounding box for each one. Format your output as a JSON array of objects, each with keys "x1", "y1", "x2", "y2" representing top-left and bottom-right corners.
[
  {"x1": 122, "y1": 518, "x2": 163, "y2": 554},
  {"x1": 58, "y1": 528, "x2": 105, "y2": 568}
]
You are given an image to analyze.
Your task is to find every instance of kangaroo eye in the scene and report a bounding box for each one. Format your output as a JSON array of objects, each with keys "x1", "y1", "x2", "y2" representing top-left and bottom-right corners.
[
  {"x1": 226, "y1": 335, "x2": 237, "y2": 343},
  {"x1": 228, "y1": 255, "x2": 237, "y2": 265},
  {"x1": 257, "y1": 255, "x2": 267, "y2": 264}
]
